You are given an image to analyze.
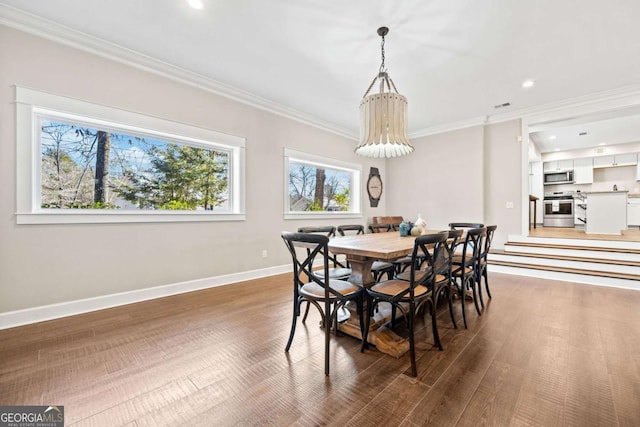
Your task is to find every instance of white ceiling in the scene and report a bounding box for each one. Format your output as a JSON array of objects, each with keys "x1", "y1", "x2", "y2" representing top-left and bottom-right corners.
[
  {"x1": 3, "y1": 0, "x2": 640, "y2": 142},
  {"x1": 530, "y1": 109, "x2": 640, "y2": 154}
]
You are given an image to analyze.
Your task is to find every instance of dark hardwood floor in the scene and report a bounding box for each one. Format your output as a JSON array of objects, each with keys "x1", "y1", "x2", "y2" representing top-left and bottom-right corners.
[{"x1": 1, "y1": 272, "x2": 639, "y2": 426}]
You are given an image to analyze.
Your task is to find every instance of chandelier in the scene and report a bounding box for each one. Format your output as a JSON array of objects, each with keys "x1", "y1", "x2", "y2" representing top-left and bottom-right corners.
[{"x1": 355, "y1": 27, "x2": 414, "y2": 158}]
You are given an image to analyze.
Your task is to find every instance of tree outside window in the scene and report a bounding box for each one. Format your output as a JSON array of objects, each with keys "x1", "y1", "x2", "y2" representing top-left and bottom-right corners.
[
  {"x1": 285, "y1": 150, "x2": 360, "y2": 215},
  {"x1": 39, "y1": 119, "x2": 231, "y2": 212}
]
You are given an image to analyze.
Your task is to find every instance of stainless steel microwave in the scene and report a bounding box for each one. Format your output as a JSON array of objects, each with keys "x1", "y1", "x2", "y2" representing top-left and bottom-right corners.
[{"x1": 543, "y1": 170, "x2": 574, "y2": 185}]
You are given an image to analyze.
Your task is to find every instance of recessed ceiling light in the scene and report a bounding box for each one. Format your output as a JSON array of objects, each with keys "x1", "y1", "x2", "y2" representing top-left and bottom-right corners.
[
  {"x1": 188, "y1": 0, "x2": 204, "y2": 9},
  {"x1": 522, "y1": 79, "x2": 535, "y2": 89},
  {"x1": 599, "y1": 142, "x2": 607, "y2": 146},
  {"x1": 549, "y1": 135, "x2": 556, "y2": 140},
  {"x1": 554, "y1": 148, "x2": 560, "y2": 152}
]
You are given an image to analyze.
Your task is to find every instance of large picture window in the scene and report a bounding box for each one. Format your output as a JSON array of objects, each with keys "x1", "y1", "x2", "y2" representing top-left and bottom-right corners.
[
  {"x1": 284, "y1": 149, "x2": 361, "y2": 219},
  {"x1": 16, "y1": 87, "x2": 246, "y2": 224}
]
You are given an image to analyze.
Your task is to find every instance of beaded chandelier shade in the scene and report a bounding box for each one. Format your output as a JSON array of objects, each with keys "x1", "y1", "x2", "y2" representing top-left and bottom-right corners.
[{"x1": 355, "y1": 27, "x2": 414, "y2": 158}]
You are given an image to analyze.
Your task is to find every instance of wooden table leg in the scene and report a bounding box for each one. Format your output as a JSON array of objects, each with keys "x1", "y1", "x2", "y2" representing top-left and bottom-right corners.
[{"x1": 337, "y1": 255, "x2": 410, "y2": 358}]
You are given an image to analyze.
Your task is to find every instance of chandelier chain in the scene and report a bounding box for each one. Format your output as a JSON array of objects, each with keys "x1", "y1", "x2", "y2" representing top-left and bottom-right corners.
[{"x1": 379, "y1": 34, "x2": 386, "y2": 74}]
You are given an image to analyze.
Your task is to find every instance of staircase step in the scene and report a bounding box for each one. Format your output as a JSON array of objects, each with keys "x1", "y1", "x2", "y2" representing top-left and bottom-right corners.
[
  {"x1": 504, "y1": 242, "x2": 640, "y2": 262},
  {"x1": 489, "y1": 260, "x2": 640, "y2": 282},
  {"x1": 495, "y1": 236, "x2": 640, "y2": 290},
  {"x1": 491, "y1": 249, "x2": 640, "y2": 267},
  {"x1": 505, "y1": 241, "x2": 640, "y2": 254}
]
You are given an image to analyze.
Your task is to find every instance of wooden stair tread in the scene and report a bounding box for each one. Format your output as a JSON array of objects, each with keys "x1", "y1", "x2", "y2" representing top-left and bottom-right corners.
[
  {"x1": 490, "y1": 249, "x2": 640, "y2": 267},
  {"x1": 505, "y1": 241, "x2": 640, "y2": 255},
  {"x1": 489, "y1": 260, "x2": 640, "y2": 281}
]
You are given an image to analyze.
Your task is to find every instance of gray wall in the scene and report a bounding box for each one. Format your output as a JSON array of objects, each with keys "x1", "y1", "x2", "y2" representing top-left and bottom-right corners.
[
  {"x1": 386, "y1": 121, "x2": 522, "y2": 250},
  {"x1": 0, "y1": 24, "x2": 523, "y2": 314},
  {"x1": 0, "y1": 25, "x2": 386, "y2": 312}
]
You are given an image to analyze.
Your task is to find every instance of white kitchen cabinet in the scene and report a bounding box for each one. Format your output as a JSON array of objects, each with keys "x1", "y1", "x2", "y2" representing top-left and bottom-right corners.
[
  {"x1": 543, "y1": 159, "x2": 574, "y2": 172},
  {"x1": 629, "y1": 199, "x2": 640, "y2": 227},
  {"x1": 593, "y1": 153, "x2": 638, "y2": 168},
  {"x1": 585, "y1": 192, "x2": 627, "y2": 235},
  {"x1": 573, "y1": 157, "x2": 593, "y2": 184}
]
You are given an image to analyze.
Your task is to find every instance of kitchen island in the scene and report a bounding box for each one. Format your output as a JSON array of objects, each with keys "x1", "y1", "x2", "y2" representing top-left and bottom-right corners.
[{"x1": 584, "y1": 191, "x2": 628, "y2": 235}]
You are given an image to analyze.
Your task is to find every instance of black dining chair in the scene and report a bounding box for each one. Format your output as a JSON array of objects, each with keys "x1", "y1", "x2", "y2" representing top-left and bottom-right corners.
[
  {"x1": 282, "y1": 232, "x2": 364, "y2": 376},
  {"x1": 361, "y1": 231, "x2": 449, "y2": 377},
  {"x1": 451, "y1": 227, "x2": 486, "y2": 328},
  {"x1": 395, "y1": 229, "x2": 462, "y2": 334},
  {"x1": 433, "y1": 229, "x2": 464, "y2": 330},
  {"x1": 476, "y1": 225, "x2": 497, "y2": 307},
  {"x1": 337, "y1": 224, "x2": 395, "y2": 282},
  {"x1": 448, "y1": 222, "x2": 485, "y2": 230},
  {"x1": 296, "y1": 226, "x2": 351, "y2": 323},
  {"x1": 368, "y1": 223, "x2": 413, "y2": 273}
]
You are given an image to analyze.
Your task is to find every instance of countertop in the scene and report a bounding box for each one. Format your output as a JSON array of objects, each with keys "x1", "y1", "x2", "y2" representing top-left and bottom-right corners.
[{"x1": 581, "y1": 190, "x2": 629, "y2": 195}]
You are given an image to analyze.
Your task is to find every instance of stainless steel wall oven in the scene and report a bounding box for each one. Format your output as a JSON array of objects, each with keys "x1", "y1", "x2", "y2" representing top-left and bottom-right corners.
[{"x1": 543, "y1": 194, "x2": 575, "y2": 227}]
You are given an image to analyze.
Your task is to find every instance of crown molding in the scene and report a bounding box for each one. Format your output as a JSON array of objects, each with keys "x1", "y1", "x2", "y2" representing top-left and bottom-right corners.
[
  {"x1": 0, "y1": 4, "x2": 357, "y2": 141},
  {"x1": 490, "y1": 82, "x2": 640, "y2": 126},
  {"x1": 408, "y1": 116, "x2": 487, "y2": 139},
  {"x1": 4, "y1": 4, "x2": 640, "y2": 144},
  {"x1": 410, "y1": 83, "x2": 640, "y2": 139}
]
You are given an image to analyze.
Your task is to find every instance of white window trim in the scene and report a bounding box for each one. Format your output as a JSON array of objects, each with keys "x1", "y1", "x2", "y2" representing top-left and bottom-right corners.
[
  {"x1": 284, "y1": 148, "x2": 362, "y2": 220},
  {"x1": 15, "y1": 86, "x2": 246, "y2": 224}
]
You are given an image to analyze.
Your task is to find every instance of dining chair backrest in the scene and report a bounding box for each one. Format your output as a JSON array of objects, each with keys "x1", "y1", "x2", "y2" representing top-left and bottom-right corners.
[
  {"x1": 437, "y1": 229, "x2": 463, "y2": 276},
  {"x1": 337, "y1": 224, "x2": 365, "y2": 236},
  {"x1": 372, "y1": 216, "x2": 404, "y2": 231},
  {"x1": 407, "y1": 232, "x2": 449, "y2": 295},
  {"x1": 480, "y1": 225, "x2": 497, "y2": 261},
  {"x1": 369, "y1": 223, "x2": 392, "y2": 233},
  {"x1": 297, "y1": 226, "x2": 343, "y2": 267},
  {"x1": 297, "y1": 226, "x2": 336, "y2": 237},
  {"x1": 281, "y1": 232, "x2": 342, "y2": 299},
  {"x1": 449, "y1": 222, "x2": 485, "y2": 230},
  {"x1": 459, "y1": 227, "x2": 486, "y2": 268}
]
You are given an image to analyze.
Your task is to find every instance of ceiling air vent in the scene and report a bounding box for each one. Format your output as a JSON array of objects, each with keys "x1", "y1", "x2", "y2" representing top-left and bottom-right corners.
[
  {"x1": 579, "y1": 132, "x2": 588, "y2": 136},
  {"x1": 494, "y1": 102, "x2": 511, "y2": 109},
  {"x1": 595, "y1": 147, "x2": 606, "y2": 155}
]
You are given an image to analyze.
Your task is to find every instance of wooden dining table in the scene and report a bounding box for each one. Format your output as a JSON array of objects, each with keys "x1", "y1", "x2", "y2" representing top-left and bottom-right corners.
[{"x1": 328, "y1": 230, "x2": 446, "y2": 357}]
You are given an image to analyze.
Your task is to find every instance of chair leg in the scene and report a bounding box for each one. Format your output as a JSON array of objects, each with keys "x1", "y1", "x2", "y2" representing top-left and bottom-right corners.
[
  {"x1": 361, "y1": 297, "x2": 373, "y2": 352},
  {"x1": 285, "y1": 297, "x2": 300, "y2": 352},
  {"x1": 447, "y1": 284, "x2": 457, "y2": 329},
  {"x1": 324, "y1": 299, "x2": 331, "y2": 376},
  {"x1": 357, "y1": 293, "x2": 366, "y2": 341},
  {"x1": 301, "y1": 301, "x2": 311, "y2": 323},
  {"x1": 471, "y1": 279, "x2": 482, "y2": 316},
  {"x1": 460, "y1": 278, "x2": 468, "y2": 329},
  {"x1": 408, "y1": 301, "x2": 417, "y2": 377},
  {"x1": 476, "y1": 270, "x2": 485, "y2": 309},
  {"x1": 431, "y1": 298, "x2": 443, "y2": 351},
  {"x1": 483, "y1": 268, "x2": 492, "y2": 299}
]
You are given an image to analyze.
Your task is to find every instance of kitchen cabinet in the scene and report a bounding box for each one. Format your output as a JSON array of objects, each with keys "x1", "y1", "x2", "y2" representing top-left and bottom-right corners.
[
  {"x1": 593, "y1": 153, "x2": 638, "y2": 168},
  {"x1": 573, "y1": 158, "x2": 593, "y2": 184},
  {"x1": 585, "y1": 191, "x2": 627, "y2": 235},
  {"x1": 629, "y1": 198, "x2": 640, "y2": 227},
  {"x1": 543, "y1": 159, "x2": 574, "y2": 172}
]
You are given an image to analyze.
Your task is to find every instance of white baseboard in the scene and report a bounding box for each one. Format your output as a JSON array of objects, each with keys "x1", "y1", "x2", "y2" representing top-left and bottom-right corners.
[{"x1": 0, "y1": 264, "x2": 292, "y2": 330}]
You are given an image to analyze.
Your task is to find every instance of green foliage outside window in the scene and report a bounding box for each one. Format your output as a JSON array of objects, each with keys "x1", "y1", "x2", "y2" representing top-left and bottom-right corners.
[{"x1": 40, "y1": 119, "x2": 230, "y2": 211}]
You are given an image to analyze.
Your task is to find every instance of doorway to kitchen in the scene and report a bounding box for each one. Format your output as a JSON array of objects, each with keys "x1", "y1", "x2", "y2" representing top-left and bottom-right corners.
[{"x1": 521, "y1": 89, "x2": 640, "y2": 242}]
